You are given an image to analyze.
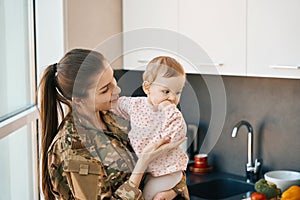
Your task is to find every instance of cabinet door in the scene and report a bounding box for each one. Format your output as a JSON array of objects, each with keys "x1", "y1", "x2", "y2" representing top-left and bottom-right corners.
[
  {"x1": 122, "y1": 0, "x2": 179, "y2": 71},
  {"x1": 178, "y1": 0, "x2": 246, "y2": 75},
  {"x1": 247, "y1": 0, "x2": 300, "y2": 79}
]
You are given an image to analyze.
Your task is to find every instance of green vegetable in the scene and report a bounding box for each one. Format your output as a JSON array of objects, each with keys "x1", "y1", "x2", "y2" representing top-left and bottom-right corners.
[{"x1": 254, "y1": 178, "x2": 281, "y2": 199}]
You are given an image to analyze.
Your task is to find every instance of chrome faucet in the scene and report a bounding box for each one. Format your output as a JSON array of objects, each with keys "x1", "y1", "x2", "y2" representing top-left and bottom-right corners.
[{"x1": 232, "y1": 120, "x2": 262, "y2": 183}]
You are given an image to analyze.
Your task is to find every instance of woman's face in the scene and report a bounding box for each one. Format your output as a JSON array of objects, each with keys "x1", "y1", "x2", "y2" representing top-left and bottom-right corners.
[{"x1": 85, "y1": 64, "x2": 121, "y2": 112}]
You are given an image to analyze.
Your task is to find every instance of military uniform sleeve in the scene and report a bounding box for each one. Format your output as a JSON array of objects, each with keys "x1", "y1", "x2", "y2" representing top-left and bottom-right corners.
[
  {"x1": 49, "y1": 141, "x2": 186, "y2": 200},
  {"x1": 47, "y1": 130, "x2": 110, "y2": 200},
  {"x1": 48, "y1": 143, "x2": 74, "y2": 199},
  {"x1": 113, "y1": 173, "x2": 189, "y2": 200},
  {"x1": 48, "y1": 139, "x2": 144, "y2": 199},
  {"x1": 172, "y1": 172, "x2": 190, "y2": 200},
  {"x1": 113, "y1": 181, "x2": 144, "y2": 200}
]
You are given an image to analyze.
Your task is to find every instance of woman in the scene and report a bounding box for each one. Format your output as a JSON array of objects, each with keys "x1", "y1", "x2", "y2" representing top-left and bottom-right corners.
[{"x1": 39, "y1": 49, "x2": 189, "y2": 200}]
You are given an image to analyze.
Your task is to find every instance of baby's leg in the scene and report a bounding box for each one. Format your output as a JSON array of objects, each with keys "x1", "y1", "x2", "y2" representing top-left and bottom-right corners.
[{"x1": 143, "y1": 171, "x2": 183, "y2": 200}]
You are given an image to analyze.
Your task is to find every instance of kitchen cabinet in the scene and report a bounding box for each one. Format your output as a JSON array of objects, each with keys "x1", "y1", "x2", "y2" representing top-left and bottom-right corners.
[
  {"x1": 122, "y1": 0, "x2": 179, "y2": 71},
  {"x1": 122, "y1": 0, "x2": 246, "y2": 75},
  {"x1": 122, "y1": 0, "x2": 300, "y2": 79},
  {"x1": 247, "y1": 0, "x2": 300, "y2": 79},
  {"x1": 178, "y1": 0, "x2": 247, "y2": 76}
]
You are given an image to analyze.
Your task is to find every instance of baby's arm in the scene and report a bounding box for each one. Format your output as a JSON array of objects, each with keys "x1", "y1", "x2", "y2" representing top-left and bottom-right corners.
[
  {"x1": 110, "y1": 96, "x2": 132, "y2": 121},
  {"x1": 158, "y1": 101, "x2": 186, "y2": 140}
]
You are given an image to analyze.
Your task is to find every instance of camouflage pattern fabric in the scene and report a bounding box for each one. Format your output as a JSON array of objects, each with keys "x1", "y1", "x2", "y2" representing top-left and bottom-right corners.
[{"x1": 47, "y1": 111, "x2": 189, "y2": 199}]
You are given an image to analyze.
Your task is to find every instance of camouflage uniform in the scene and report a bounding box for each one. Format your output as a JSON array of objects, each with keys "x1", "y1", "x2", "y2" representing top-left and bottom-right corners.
[{"x1": 47, "y1": 111, "x2": 189, "y2": 200}]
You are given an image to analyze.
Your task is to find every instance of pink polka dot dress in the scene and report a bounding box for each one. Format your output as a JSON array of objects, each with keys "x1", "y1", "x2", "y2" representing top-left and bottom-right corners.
[{"x1": 112, "y1": 96, "x2": 189, "y2": 177}]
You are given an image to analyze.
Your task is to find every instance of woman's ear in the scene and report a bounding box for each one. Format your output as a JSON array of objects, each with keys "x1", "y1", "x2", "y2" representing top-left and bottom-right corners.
[{"x1": 142, "y1": 81, "x2": 150, "y2": 95}]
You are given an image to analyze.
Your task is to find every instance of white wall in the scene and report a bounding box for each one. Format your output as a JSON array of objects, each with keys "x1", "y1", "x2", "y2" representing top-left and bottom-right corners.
[
  {"x1": 35, "y1": 0, "x2": 65, "y2": 79},
  {"x1": 64, "y1": 0, "x2": 123, "y2": 69}
]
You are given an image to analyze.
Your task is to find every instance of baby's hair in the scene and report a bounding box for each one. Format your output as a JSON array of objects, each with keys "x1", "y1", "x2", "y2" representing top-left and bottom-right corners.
[{"x1": 142, "y1": 56, "x2": 186, "y2": 83}]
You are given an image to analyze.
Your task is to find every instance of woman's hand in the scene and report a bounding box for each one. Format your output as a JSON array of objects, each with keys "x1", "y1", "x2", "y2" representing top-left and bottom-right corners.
[
  {"x1": 153, "y1": 189, "x2": 177, "y2": 200},
  {"x1": 138, "y1": 136, "x2": 186, "y2": 168},
  {"x1": 129, "y1": 136, "x2": 186, "y2": 188}
]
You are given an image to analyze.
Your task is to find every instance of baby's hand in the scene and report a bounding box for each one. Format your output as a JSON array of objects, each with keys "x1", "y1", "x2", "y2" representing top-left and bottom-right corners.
[{"x1": 157, "y1": 100, "x2": 173, "y2": 111}]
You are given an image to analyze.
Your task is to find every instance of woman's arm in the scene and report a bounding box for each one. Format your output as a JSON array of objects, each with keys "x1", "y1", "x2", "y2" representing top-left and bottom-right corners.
[
  {"x1": 115, "y1": 136, "x2": 187, "y2": 199},
  {"x1": 152, "y1": 172, "x2": 189, "y2": 200}
]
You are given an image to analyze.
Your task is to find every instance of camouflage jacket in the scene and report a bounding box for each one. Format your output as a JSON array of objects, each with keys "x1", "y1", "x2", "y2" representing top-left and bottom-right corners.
[{"x1": 47, "y1": 111, "x2": 189, "y2": 200}]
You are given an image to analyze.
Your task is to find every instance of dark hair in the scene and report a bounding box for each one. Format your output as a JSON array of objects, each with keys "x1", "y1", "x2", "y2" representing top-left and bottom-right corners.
[{"x1": 38, "y1": 49, "x2": 106, "y2": 200}]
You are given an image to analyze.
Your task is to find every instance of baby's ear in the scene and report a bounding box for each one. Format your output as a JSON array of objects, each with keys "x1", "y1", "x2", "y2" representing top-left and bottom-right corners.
[{"x1": 142, "y1": 81, "x2": 151, "y2": 95}]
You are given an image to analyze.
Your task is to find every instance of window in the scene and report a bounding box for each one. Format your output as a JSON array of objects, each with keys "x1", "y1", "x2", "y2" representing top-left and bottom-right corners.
[
  {"x1": 0, "y1": 0, "x2": 39, "y2": 199},
  {"x1": 0, "y1": 123, "x2": 38, "y2": 199},
  {"x1": 0, "y1": 0, "x2": 36, "y2": 120}
]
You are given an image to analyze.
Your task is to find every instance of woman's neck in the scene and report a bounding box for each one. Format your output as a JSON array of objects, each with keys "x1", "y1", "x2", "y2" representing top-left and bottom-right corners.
[{"x1": 76, "y1": 111, "x2": 107, "y2": 131}]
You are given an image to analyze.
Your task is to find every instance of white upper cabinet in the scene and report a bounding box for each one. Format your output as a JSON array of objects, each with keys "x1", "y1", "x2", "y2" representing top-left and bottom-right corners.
[
  {"x1": 122, "y1": 0, "x2": 178, "y2": 31},
  {"x1": 123, "y1": 0, "x2": 300, "y2": 79},
  {"x1": 122, "y1": 0, "x2": 247, "y2": 74},
  {"x1": 247, "y1": 0, "x2": 300, "y2": 79},
  {"x1": 122, "y1": 0, "x2": 179, "y2": 71},
  {"x1": 178, "y1": 0, "x2": 247, "y2": 75}
]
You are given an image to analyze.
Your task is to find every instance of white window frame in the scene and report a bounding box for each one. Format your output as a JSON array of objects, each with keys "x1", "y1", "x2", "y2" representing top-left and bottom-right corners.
[{"x1": 0, "y1": 0, "x2": 40, "y2": 199}]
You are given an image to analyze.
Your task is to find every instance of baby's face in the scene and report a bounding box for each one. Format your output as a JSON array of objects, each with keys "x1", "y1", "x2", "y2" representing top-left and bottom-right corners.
[{"x1": 147, "y1": 75, "x2": 185, "y2": 106}]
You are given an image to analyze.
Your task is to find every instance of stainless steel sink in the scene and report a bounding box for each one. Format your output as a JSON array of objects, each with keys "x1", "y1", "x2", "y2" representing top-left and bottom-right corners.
[{"x1": 188, "y1": 178, "x2": 254, "y2": 200}]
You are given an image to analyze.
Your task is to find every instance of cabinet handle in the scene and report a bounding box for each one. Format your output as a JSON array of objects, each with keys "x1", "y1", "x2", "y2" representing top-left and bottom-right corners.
[
  {"x1": 197, "y1": 62, "x2": 224, "y2": 67},
  {"x1": 269, "y1": 65, "x2": 300, "y2": 69}
]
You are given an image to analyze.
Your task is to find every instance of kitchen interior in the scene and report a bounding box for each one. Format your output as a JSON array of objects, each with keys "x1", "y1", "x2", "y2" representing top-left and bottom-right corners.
[{"x1": 1, "y1": 0, "x2": 299, "y2": 199}]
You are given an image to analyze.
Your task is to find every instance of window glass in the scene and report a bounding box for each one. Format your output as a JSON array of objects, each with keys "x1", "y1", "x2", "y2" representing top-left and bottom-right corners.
[
  {"x1": 0, "y1": 124, "x2": 36, "y2": 200},
  {"x1": 0, "y1": 0, "x2": 34, "y2": 120},
  {"x1": 0, "y1": 0, "x2": 38, "y2": 199}
]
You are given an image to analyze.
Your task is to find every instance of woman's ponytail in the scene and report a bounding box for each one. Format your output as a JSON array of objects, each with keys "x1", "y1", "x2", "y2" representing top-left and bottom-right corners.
[{"x1": 39, "y1": 63, "x2": 59, "y2": 200}]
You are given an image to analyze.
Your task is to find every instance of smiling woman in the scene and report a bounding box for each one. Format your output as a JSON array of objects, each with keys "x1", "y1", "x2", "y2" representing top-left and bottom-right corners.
[{"x1": 38, "y1": 49, "x2": 189, "y2": 200}]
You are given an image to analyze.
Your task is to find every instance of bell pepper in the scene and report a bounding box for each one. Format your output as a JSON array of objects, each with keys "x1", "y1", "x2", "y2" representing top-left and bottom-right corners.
[
  {"x1": 254, "y1": 179, "x2": 281, "y2": 199},
  {"x1": 281, "y1": 185, "x2": 300, "y2": 200}
]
